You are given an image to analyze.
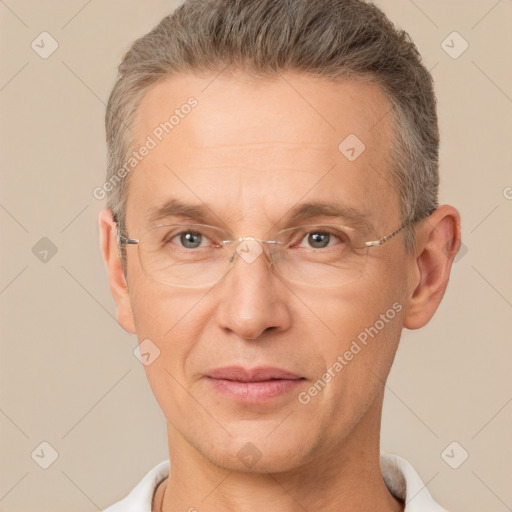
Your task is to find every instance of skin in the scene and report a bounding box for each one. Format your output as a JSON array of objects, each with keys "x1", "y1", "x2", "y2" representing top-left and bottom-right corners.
[{"x1": 99, "y1": 71, "x2": 461, "y2": 512}]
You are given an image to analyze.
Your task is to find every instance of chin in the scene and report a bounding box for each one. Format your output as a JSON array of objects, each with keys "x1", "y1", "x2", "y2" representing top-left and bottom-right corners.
[{"x1": 196, "y1": 427, "x2": 314, "y2": 473}]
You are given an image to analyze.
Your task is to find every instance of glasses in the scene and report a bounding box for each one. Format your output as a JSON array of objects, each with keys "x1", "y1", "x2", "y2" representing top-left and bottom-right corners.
[{"x1": 117, "y1": 216, "x2": 422, "y2": 289}]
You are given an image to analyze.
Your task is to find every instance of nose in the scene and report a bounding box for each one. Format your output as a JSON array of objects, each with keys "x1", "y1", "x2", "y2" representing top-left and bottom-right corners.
[{"x1": 213, "y1": 239, "x2": 292, "y2": 340}]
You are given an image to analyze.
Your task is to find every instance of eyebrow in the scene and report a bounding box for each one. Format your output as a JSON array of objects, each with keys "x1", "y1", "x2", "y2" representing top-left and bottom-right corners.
[
  {"x1": 283, "y1": 201, "x2": 374, "y2": 235},
  {"x1": 145, "y1": 198, "x2": 218, "y2": 227},
  {"x1": 145, "y1": 198, "x2": 373, "y2": 234}
]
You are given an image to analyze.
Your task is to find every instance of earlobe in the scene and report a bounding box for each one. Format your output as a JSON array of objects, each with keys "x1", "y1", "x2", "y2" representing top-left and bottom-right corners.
[
  {"x1": 98, "y1": 208, "x2": 136, "y2": 334},
  {"x1": 403, "y1": 205, "x2": 461, "y2": 330}
]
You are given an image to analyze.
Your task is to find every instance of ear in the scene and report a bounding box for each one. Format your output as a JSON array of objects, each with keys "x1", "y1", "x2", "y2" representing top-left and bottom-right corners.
[
  {"x1": 98, "y1": 208, "x2": 136, "y2": 334},
  {"x1": 403, "y1": 204, "x2": 462, "y2": 330}
]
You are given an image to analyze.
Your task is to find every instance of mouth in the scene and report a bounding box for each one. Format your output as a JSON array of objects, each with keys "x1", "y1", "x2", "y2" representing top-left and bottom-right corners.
[
  {"x1": 205, "y1": 366, "x2": 306, "y2": 402},
  {"x1": 206, "y1": 365, "x2": 303, "y2": 382}
]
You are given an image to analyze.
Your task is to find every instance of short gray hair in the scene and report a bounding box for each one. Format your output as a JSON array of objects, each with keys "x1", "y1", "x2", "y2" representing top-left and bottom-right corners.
[{"x1": 105, "y1": 0, "x2": 439, "y2": 269}]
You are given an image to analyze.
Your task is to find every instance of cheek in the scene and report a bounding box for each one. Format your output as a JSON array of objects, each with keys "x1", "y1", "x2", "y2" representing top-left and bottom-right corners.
[
  {"x1": 128, "y1": 269, "x2": 201, "y2": 334},
  {"x1": 301, "y1": 279, "x2": 402, "y2": 343},
  {"x1": 128, "y1": 277, "x2": 207, "y2": 379},
  {"x1": 129, "y1": 281, "x2": 213, "y2": 416},
  {"x1": 304, "y1": 282, "x2": 404, "y2": 394}
]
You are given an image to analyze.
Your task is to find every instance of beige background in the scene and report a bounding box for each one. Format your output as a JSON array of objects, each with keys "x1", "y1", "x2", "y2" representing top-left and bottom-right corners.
[{"x1": 0, "y1": 1, "x2": 511, "y2": 511}]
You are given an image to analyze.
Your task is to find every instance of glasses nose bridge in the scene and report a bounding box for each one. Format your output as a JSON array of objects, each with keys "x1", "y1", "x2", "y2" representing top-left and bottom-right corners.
[{"x1": 225, "y1": 235, "x2": 281, "y2": 266}]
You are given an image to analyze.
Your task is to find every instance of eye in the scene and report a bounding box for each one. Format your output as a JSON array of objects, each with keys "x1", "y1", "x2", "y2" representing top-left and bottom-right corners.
[
  {"x1": 175, "y1": 231, "x2": 207, "y2": 249},
  {"x1": 304, "y1": 231, "x2": 330, "y2": 249},
  {"x1": 299, "y1": 230, "x2": 345, "y2": 249},
  {"x1": 147, "y1": 225, "x2": 224, "y2": 253},
  {"x1": 161, "y1": 229, "x2": 213, "y2": 249}
]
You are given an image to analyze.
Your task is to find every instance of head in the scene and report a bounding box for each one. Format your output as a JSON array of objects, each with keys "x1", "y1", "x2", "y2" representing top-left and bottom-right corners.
[{"x1": 100, "y1": 0, "x2": 460, "y2": 473}]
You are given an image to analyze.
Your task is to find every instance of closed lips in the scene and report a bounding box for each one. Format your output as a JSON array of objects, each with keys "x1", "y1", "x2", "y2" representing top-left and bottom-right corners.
[{"x1": 206, "y1": 366, "x2": 304, "y2": 382}]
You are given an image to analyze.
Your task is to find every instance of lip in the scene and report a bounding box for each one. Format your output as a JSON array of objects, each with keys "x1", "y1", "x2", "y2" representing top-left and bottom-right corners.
[
  {"x1": 206, "y1": 366, "x2": 303, "y2": 382},
  {"x1": 206, "y1": 366, "x2": 305, "y2": 403}
]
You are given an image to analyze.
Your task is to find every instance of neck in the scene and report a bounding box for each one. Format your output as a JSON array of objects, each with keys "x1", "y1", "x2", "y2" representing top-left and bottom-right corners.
[{"x1": 158, "y1": 391, "x2": 403, "y2": 512}]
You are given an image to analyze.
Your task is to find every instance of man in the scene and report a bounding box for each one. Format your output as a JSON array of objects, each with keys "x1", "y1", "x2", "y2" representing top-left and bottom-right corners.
[{"x1": 99, "y1": 0, "x2": 461, "y2": 510}]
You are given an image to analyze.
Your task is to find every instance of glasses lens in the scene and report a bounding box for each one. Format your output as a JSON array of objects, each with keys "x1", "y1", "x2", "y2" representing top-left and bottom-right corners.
[
  {"x1": 139, "y1": 224, "x2": 231, "y2": 288},
  {"x1": 271, "y1": 225, "x2": 369, "y2": 287}
]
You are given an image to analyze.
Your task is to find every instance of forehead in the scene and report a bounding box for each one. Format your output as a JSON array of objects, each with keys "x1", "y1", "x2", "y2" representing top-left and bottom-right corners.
[{"x1": 126, "y1": 71, "x2": 400, "y2": 233}]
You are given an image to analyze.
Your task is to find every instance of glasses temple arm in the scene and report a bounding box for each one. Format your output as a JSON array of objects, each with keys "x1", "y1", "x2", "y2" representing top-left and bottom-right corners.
[{"x1": 364, "y1": 207, "x2": 436, "y2": 247}]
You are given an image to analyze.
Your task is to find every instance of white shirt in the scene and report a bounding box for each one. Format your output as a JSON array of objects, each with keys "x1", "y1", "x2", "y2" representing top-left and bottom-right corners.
[{"x1": 102, "y1": 452, "x2": 449, "y2": 512}]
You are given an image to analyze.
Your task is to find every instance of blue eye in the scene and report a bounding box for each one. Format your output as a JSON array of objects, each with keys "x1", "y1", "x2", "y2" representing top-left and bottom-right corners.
[
  {"x1": 299, "y1": 230, "x2": 345, "y2": 249},
  {"x1": 157, "y1": 225, "x2": 225, "y2": 251},
  {"x1": 178, "y1": 231, "x2": 204, "y2": 249},
  {"x1": 306, "y1": 232, "x2": 331, "y2": 248}
]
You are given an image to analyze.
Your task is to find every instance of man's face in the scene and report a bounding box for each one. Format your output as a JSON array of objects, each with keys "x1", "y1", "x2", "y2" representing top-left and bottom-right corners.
[{"x1": 121, "y1": 72, "x2": 414, "y2": 471}]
